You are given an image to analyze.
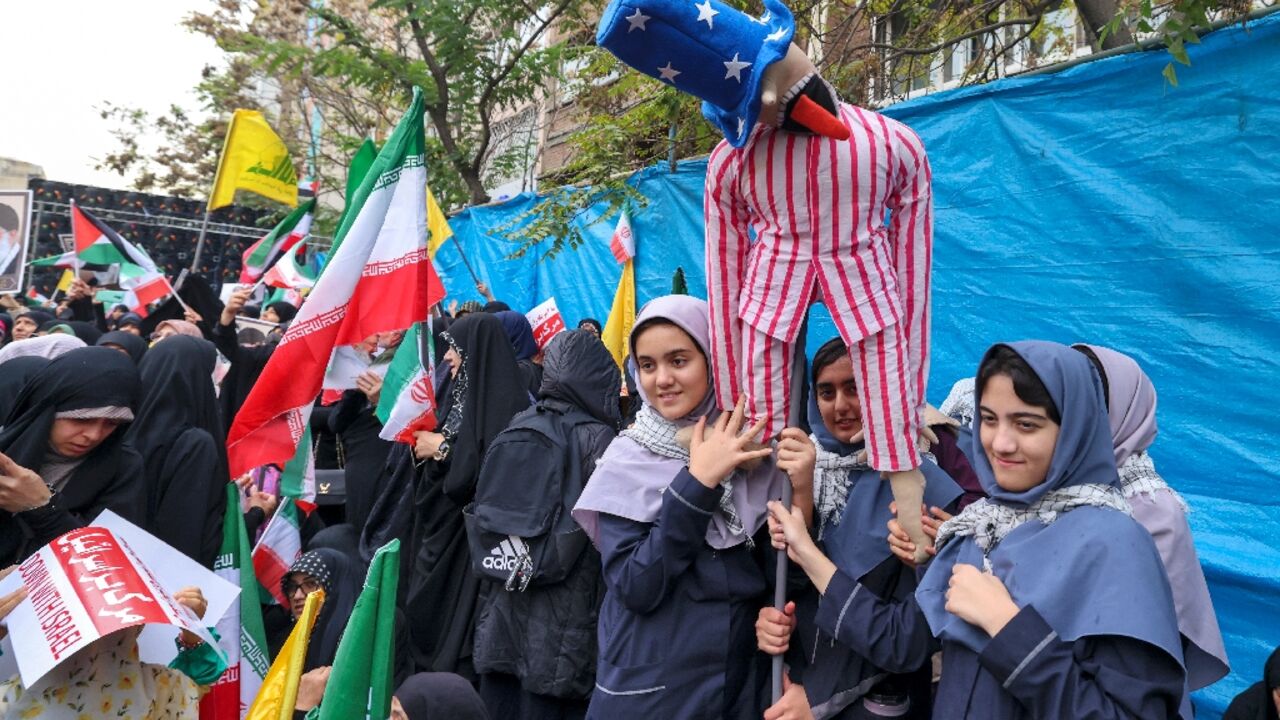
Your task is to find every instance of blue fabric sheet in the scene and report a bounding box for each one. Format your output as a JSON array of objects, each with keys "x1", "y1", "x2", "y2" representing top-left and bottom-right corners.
[{"x1": 433, "y1": 13, "x2": 1280, "y2": 717}]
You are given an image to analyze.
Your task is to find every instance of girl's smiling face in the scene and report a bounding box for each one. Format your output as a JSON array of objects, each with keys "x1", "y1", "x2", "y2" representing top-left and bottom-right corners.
[
  {"x1": 633, "y1": 322, "x2": 708, "y2": 421},
  {"x1": 979, "y1": 373, "x2": 1060, "y2": 493}
]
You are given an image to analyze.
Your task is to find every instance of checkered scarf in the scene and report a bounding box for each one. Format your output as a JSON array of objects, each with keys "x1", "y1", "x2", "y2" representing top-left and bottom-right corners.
[
  {"x1": 936, "y1": 483, "x2": 1131, "y2": 558},
  {"x1": 623, "y1": 404, "x2": 746, "y2": 541},
  {"x1": 939, "y1": 377, "x2": 976, "y2": 427},
  {"x1": 811, "y1": 435, "x2": 869, "y2": 540},
  {"x1": 1119, "y1": 451, "x2": 1188, "y2": 512}
]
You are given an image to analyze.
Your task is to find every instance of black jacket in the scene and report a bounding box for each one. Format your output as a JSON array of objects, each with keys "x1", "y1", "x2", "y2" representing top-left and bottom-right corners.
[{"x1": 473, "y1": 329, "x2": 621, "y2": 699}]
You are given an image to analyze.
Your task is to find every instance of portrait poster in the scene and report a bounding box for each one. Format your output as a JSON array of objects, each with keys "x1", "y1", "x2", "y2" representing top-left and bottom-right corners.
[{"x1": 0, "y1": 190, "x2": 33, "y2": 294}]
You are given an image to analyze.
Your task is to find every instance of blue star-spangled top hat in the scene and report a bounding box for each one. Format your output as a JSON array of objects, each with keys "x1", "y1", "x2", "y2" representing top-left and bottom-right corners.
[{"x1": 596, "y1": 0, "x2": 796, "y2": 147}]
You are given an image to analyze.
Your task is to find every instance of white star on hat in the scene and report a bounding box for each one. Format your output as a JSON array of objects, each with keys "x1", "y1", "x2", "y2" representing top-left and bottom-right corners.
[
  {"x1": 723, "y1": 52, "x2": 751, "y2": 81},
  {"x1": 751, "y1": 10, "x2": 772, "y2": 24},
  {"x1": 737, "y1": 117, "x2": 746, "y2": 137},
  {"x1": 695, "y1": 0, "x2": 719, "y2": 29},
  {"x1": 658, "y1": 61, "x2": 681, "y2": 82},
  {"x1": 765, "y1": 27, "x2": 788, "y2": 42},
  {"x1": 625, "y1": 8, "x2": 650, "y2": 32}
]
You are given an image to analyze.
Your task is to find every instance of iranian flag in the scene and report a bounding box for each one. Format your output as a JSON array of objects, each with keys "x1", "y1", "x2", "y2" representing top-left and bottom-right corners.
[
  {"x1": 252, "y1": 496, "x2": 304, "y2": 607},
  {"x1": 202, "y1": 485, "x2": 270, "y2": 720},
  {"x1": 239, "y1": 199, "x2": 316, "y2": 283},
  {"x1": 71, "y1": 202, "x2": 158, "y2": 271},
  {"x1": 262, "y1": 244, "x2": 316, "y2": 290},
  {"x1": 376, "y1": 320, "x2": 437, "y2": 443},
  {"x1": 226, "y1": 88, "x2": 444, "y2": 479}
]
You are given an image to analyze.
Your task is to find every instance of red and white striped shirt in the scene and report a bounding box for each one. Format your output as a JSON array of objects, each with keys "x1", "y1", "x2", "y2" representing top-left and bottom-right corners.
[{"x1": 704, "y1": 103, "x2": 933, "y2": 416}]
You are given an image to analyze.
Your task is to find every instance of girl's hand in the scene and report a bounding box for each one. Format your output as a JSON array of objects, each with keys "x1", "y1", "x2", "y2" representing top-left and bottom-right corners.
[
  {"x1": 763, "y1": 673, "x2": 813, "y2": 720},
  {"x1": 944, "y1": 564, "x2": 1019, "y2": 637},
  {"x1": 775, "y1": 428, "x2": 816, "y2": 494},
  {"x1": 886, "y1": 503, "x2": 950, "y2": 567},
  {"x1": 756, "y1": 601, "x2": 796, "y2": 655},
  {"x1": 688, "y1": 398, "x2": 771, "y2": 489},
  {"x1": 768, "y1": 501, "x2": 816, "y2": 563},
  {"x1": 173, "y1": 586, "x2": 208, "y2": 620}
]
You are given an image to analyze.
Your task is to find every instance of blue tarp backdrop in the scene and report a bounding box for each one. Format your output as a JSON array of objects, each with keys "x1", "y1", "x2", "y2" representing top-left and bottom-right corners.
[{"x1": 433, "y1": 13, "x2": 1280, "y2": 717}]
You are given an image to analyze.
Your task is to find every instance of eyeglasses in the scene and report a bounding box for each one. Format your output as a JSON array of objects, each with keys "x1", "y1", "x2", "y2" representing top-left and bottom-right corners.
[{"x1": 284, "y1": 578, "x2": 323, "y2": 597}]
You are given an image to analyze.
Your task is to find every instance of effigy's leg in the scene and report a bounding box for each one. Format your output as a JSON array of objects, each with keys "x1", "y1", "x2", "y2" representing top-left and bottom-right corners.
[
  {"x1": 744, "y1": 324, "x2": 794, "y2": 440},
  {"x1": 850, "y1": 321, "x2": 930, "y2": 563}
]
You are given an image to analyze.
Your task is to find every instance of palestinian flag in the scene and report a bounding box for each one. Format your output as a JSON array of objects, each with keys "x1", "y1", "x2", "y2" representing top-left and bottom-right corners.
[
  {"x1": 252, "y1": 496, "x2": 304, "y2": 607},
  {"x1": 202, "y1": 484, "x2": 271, "y2": 720},
  {"x1": 239, "y1": 199, "x2": 315, "y2": 283},
  {"x1": 29, "y1": 251, "x2": 109, "y2": 270},
  {"x1": 262, "y1": 244, "x2": 316, "y2": 291},
  {"x1": 376, "y1": 320, "x2": 438, "y2": 443},
  {"x1": 24, "y1": 287, "x2": 48, "y2": 306},
  {"x1": 71, "y1": 202, "x2": 157, "y2": 271},
  {"x1": 226, "y1": 88, "x2": 444, "y2": 478}
]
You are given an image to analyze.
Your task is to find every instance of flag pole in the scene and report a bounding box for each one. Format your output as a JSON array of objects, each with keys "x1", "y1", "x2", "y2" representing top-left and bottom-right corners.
[
  {"x1": 193, "y1": 111, "x2": 237, "y2": 274},
  {"x1": 447, "y1": 235, "x2": 481, "y2": 286},
  {"x1": 771, "y1": 316, "x2": 807, "y2": 704}
]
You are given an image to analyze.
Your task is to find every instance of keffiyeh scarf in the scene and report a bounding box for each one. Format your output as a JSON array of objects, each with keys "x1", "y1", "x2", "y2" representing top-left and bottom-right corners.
[
  {"x1": 935, "y1": 483, "x2": 1131, "y2": 561},
  {"x1": 623, "y1": 404, "x2": 747, "y2": 544},
  {"x1": 1119, "y1": 451, "x2": 1188, "y2": 512}
]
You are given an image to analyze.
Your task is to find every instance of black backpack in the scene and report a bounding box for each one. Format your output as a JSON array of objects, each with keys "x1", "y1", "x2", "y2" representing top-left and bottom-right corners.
[{"x1": 464, "y1": 402, "x2": 602, "y2": 591}]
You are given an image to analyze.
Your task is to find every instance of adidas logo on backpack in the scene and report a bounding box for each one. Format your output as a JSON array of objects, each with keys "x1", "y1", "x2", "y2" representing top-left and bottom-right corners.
[{"x1": 482, "y1": 536, "x2": 530, "y2": 572}]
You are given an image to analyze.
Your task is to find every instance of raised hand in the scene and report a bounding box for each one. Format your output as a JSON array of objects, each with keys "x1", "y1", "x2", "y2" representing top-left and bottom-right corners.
[{"x1": 688, "y1": 398, "x2": 772, "y2": 489}]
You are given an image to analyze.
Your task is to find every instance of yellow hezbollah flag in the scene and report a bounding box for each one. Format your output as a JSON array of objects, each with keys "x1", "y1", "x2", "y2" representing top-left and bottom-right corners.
[
  {"x1": 208, "y1": 109, "x2": 299, "y2": 211},
  {"x1": 245, "y1": 589, "x2": 324, "y2": 720},
  {"x1": 426, "y1": 185, "x2": 452, "y2": 258},
  {"x1": 601, "y1": 259, "x2": 635, "y2": 370},
  {"x1": 55, "y1": 268, "x2": 75, "y2": 293}
]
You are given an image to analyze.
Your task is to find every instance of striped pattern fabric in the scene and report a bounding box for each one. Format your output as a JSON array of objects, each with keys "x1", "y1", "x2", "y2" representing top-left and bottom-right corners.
[{"x1": 704, "y1": 103, "x2": 933, "y2": 471}]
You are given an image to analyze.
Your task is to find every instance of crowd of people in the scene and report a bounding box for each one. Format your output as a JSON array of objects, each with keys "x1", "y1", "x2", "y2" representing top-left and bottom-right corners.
[{"x1": 0, "y1": 274, "x2": 1275, "y2": 720}]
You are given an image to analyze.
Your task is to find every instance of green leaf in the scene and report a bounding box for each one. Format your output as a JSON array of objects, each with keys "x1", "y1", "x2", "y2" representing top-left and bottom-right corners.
[
  {"x1": 1169, "y1": 40, "x2": 1191, "y2": 66},
  {"x1": 1162, "y1": 62, "x2": 1180, "y2": 87}
]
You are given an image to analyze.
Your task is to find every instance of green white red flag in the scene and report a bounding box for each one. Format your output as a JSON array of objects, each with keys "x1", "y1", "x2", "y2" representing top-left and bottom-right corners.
[
  {"x1": 262, "y1": 244, "x2": 316, "y2": 291},
  {"x1": 239, "y1": 199, "x2": 316, "y2": 283},
  {"x1": 376, "y1": 320, "x2": 438, "y2": 443},
  {"x1": 201, "y1": 484, "x2": 270, "y2": 720},
  {"x1": 251, "y1": 496, "x2": 304, "y2": 607},
  {"x1": 226, "y1": 88, "x2": 444, "y2": 478}
]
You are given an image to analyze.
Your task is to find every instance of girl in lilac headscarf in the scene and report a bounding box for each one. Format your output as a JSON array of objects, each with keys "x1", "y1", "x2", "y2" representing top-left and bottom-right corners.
[
  {"x1": 573, "y1": 295, "x2": 786, "y2": 719},
  {"x1": 1073, "y1": 344, "x2": 1229, "y2": 702}
]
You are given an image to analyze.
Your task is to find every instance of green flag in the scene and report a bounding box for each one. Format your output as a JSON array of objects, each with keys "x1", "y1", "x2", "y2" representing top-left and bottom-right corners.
[
  {"x1": 338, "y1": 138, "x2": 379, "y2": 231},
  {"x1": 310, "y1": 539, "x2": 401, "y2": 720}
]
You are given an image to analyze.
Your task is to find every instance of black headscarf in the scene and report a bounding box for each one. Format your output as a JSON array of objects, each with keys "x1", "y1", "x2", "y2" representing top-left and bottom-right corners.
[
  {"x1": 577, "y1": 317, "x2": 602, "y2": 334},
  {"x1": 96, "y1": 330, "x2": 148, "y2": 364},
  {"x1": 428, "y1": 315, "x2": 453, "y2": 365},
  {"x1": 0, "y1": 356, "x2": 48, "y2": 422},
  {"x1": 116, "y1": 313, "x2": 144, "y2": 332},
  {"x1": 66, "y1": 321, "x2": 102, "y2": 345},
  {"x1": 434, "y1": 312, "x2": 531, "y2": 503},
  {"x1": 21, "y1": 310, "x2": 53, "y2": 329},
  {"x1": 125, "y1": 336, "x2": 229, "y2": 536},
  {"x1": 539, "y1": 328, "x2": 621, "y2": 428},
  {"x1": 266, "y1": 301, "x2": 298, "y2": 324},
  {"x1": 394, "y1": 672, "x2": 488, "y2": 720},
  {"x1": 286, "y1": 549, "x2": 363, "y2": 671},
  {"x1": 0, "y1": 347, "x2": 144, "y2": 563},
  {"x1": 481, "y1": 300, "x2": 510, "y2": 313},
  {"x1": 1224, "y1": 646, "x2": 1280, "y2": 720}
]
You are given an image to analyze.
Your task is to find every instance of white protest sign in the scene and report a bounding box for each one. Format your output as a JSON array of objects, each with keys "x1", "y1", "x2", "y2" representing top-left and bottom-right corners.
[
  {"x1": 322, "y1": 344, "x2": 390, "y2": 390},
  {"x1": 0, "y1": 512, "x2": 237, "y2": 688},
  {"x1": 526, "y1": 297, "x2": 566, "y2": 350}
]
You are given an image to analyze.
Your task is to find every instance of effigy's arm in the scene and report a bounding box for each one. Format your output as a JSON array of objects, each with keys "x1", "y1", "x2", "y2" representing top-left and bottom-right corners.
[{"x1": 704, "y1": 141, "x2": 752, "y2": 411}]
